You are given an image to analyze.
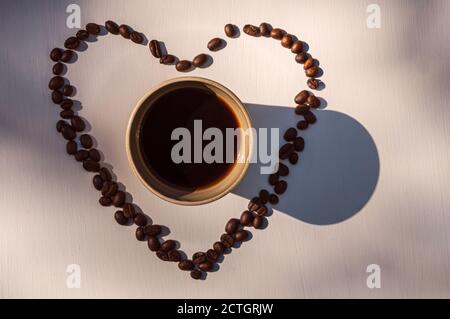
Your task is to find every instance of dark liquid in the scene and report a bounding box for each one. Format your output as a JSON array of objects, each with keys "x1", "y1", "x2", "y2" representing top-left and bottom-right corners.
[{"x1": 140, "y1": 86, "x2": 239, "y2": 190}]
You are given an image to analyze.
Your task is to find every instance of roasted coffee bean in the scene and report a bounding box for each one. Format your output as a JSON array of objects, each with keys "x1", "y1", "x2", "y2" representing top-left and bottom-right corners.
[
  {"x1": 175, "y1": 60, "x2": 192, "y2": 72},
  {"x1": 105, "y1": 20, "x2": 119, "y2": 35},
  {"x1": 206, "y1": 249, "x2": 219, "y2": 262},
  {"x1": 70, "y1": 116, "x2": 85, "y2": 132},
  {"x1": 281, "y1": 34, "x2": 294, "y2": 48},
  {"x1": 134, "y1": 213, "x2": 147, "y2": 226},
  {"x1": 49, "y1": 76, "x2": 64, "y2": 90},
  {"x1": 295, "y1": 52, "x2": 308, "y2": 64},
  {"x1": 100, "y1": 181, "x2": 111, "y2": 195},
  {"x1": 64, "y1": 37, "x2": 80, "y2": 50},
  {"x1": 269, "y1": 193, "x2": 279, "y2": 205},
  {"x1": 199, "y1": 261, "x2": 213, "y2": 272},
  {"x1": 193, "y1": 252, "x2": 207, "y2": 265},
  {"x1": 252, "y1": 215, "x2": 264, "y2": 229},
  {"x1": 160, "y1": 240, "x2": 176, "y2": 252},
  {"x1": 220, "y1": 233, "x2": 235, "y2": 248},
  {"x1": 295, "y1": 104, "x2": 310, "y2": 116},
  {"x1": 60, "y1": 99, "x2": 73, "y2": 110},
  {"x1": 279, "y1": 143, "x2": 295, "y2": 160},
  {"x1": 119, "y1": 24, "x2": 131, "y2": 39},
  {"x1": 213, "y1": 241, "x2": 225, "y2": 255},
  {"x1": 297, "y1": 120, "x2": 309, "y2": 130},
  {"x1": 114, "y1": 210, "x2": 128, "y2": 225},
  {"x1": 304, "y1": 56, "x2": 314, "y2": 69},
  {"x1": 159, "y1": 55, "x2": 175, "y2": 65},
  {"x1": 76, "y1": 29, "x2": 89, "y2": 41},
  {"x1": 100, "y1": 167, "x2": 112, "y2": 182},
  {"x1": 284, "y1": 127, "x2": 297, "y2": 142},
  {"x1": 178, "y1": 260, "x2": 195, "y2": 271},
  {"x1": 259, "y1": 22, "x2": 271, "y2": 36},
  {"x1": 291, "y1": 41, "x2": 303, "y2": 54},
  {"x1": 75, "y1": 150, "x2": 89, "y2": 162},
  {"x1": 268, "y1": 173, "x2": 279, "y2": 186},
  {"x1": 60, "y1": 109, "x2": 74, "y2": 119},
  {"x1": 88, "y1": 149, "x2": 101, "y2": 162},
  {"x1": 60, "y1": 50, "x2": 73, "y2": 63},
  {"x1": 225, "y1": 218, "x2": 240, "y2": 235},
  {"x1": 52, "y1": 90, "x2": 63, "y2": 104},
  {"x1": 305, "y1": 66, "x2": 319, "y2": 78},
  {"x1": 102, "y1": 182, "x2": 118, "y2": 197},
  {"x1": 149, "y1": 40, "x2": 162, "y2": 58},
  {"x1": 295, "y1": 90, "x2": 310, "y2": 105},
  {"x1": 274, "y1": 180, "x2": 288, "y2": 195},
  {"x1": 234, "y1": 229, "x2": 248, "y2": 242},
  {"x1": 92, "y1": 175, "x2": 103, "y2": 191},
  {"x1": 293, "y1": 137, "x2": 305, "y2": 152},
  {"x1": 248, "y1": 197, "x2": 262, "y2": 211},
  {"x1": 83, "y1": 160, "x2": 100, "y2": 172},
  {"x1": 66, "y1": 140, "x2": 78, "y2": 155},
  {"x1": 277, "y1": 163, "x2": 289, "y2": 177},
  {"x1": 61, "y1": 125, "x2": 76, "y2": 140},
  {"x1": 130, "y1": 31, "x2": 144, "y2": 44},
  {"x1": 62, "y1": 84, "x2": 74, "y2": 96},
  {"x1": 86, "y1": 23, "x2": 101, "y2": 35},
  {"x1": 240, "y1": 210, "x2": 254, "y2": 226},
  {"x1": 50, "y1": 48, "x2": 62, "y2": 62},
  {"x1": 259, "y1": 190, "x2": 270, "y2": 204},
  {"x1": 52, "y1": 63, "x2": 64, "y2": 75},
  {"x1": 80, "y1": 134, "x2": 93, "y2": 149},
  {"x1": 168, "y1": 250, "x2": 182, "y2": 262},
  {"x1": 112, "y1": 191, "x2": 126, "y2": 207},
  {"x1": 135, "y1": 227, "x2": 146, "y2": 241},
  {"x1": 192, "y1": 53, "x2": 207, "y2": 67},
  {"x1": 243, "y1": 24, "x2": 259, "y2": 37},
  {"x1": 56, "y1": 120, "x2": 67, "y2": 132},
  {"x1": 143, "y1": 224, "x2": 162, "y2": 236},
  {"x1": 156, "y1": 250, "x2": 169, "y2": 261},
  {"x1": 224, "y1": 24, "x2": 237, "y2": 37},
  {"x1": 207, "y1": 37, "x2": 223, "y2": 51},
  {"x1": 270, "y1": 28, "x2": 285, "y2": 40},
  {"x1": 307, "y1": 78, "x2": 320, "y2": 90},
  {"x1": 123, "y1": 203, "x2": 136, "y2": 219},
  {"x1": 255, "y1": 205, "x2": 267, "y2": 216},
  {"x1": 289, "y1": 152, "x2": 299, "y2": 165},
  {"x1": 147, "y1": 236, "x2": 160, "y2": 252},
  {"x1": 304, "y1": 110, "x2": 317, "y2": 124},
  {"x1": 307, "y1": 95, "x2": 320, "y2": 108},
  {"x1": 99, "y1": 196, "x2": 112, "y2": 207},
  {"x1": 190, "y1": 269, "x2": 202, "y2": 280}
]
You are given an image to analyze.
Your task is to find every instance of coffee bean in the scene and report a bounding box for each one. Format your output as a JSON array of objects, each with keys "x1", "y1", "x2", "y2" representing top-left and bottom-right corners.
[
  {"x1": 199, "y1": 261, "x2": 213, "y2": 272},
  {"x1": 224, "y1": 24, "x2": 237, "y2": 37},
  {"x1": 102, "y1": 181, "x2": 118, "y2": 197},
  {"x1": 305, "y1": 66, "x2": 319, "y2": 78},
  {"x1": 159, "y1": 55, "x2": 176, "y2": 65},
  {"x1": 259, "y1": 22, "x2": 271, "y2": 36},
  {"x1": 134, "y1": 213, "x2": 147, "y2": 226},
  {"x1": 60, "y1": 50, "x2": 74, "y2": 63},
  {"x1": 52, "y1": 90, "x2": 63, "y2": 104},
  {"x1": 50, "y1": 48, "x2": 62, "y2": 62},
  {"x1": 243, "y1": 24, "x2": 259, "y2": 37},
  {"x1": 297, "y1": 120, "x2": 309, "y2": 130},
  {"x1": 61, "y1": 125, "x2": 76, "y2": 140},
  {"x1": 193, "y1": 252, "x2": 207, "y2": 265},
  {"x1": 92, "y1": 175, "x2": 103, "y2": 191},
  {"x1": 62, "y1": 84, "x2": 74, "y2": 96},
  {"x1": 293, "y1": 137, "x2": 305, "y2": 152},
  {"x1": 100, "y1": 167, "x2": 112, "y2": 182},
  {"x1": 234, "y1": 229, "x2": 248, "y2": 242},
  {"x1": 289, "y1": 152, "x2": 299, "y2": 165},
  {"x1": 279, "y1": 143, "x2": 295, "y2": 160},
  {"x1": 207, "y1": 37, "x2": 223, "y2": 51},
  {"x1": 112, "y1": 191, "x2": 126, "y2": 207},
  {"x1": 64, "y1": 37, "x2": 80, "y2": 50},
  {"x1": 252, "y1": 215, "x2": 264, "y2": 229},
  {"x1": 291, "y1": 41, "x2": 303, "y2": 54},
  {"x1": 295, "y1": 105, "x2": 310, "y2": 116},
  {"x1": 178, "y1": 260, "x2": 195, "y2": 271},
  {"x1": 190, "y1": 269, "x2": 202, "y2": 280},
  {"x1": 274, "y1": 180, "x2": 288, "y2": 195},
  {"x1": 295, "y1": 90, "x2": 310, "y2": 105},
  {"x1": 114, "y1": 210, "x2": 128, "y2": 224},
  {"x1": 156, "y1": 250, "x2": 169, "y2": 261},
  {"x1": 119, "y1": 24, "x2": 131, "y2": 39},
  {"x1": 66, "y1": 140, "x2": 77, "y2": 155},
  {"x1": 160, "y1": 240, "x2": 176, "y2": 252},
  {"x1": 49, "y1": 76, "x2": 64, "y2": 90},
  {"x1": 80, "y1": 134, "x2": 93, "y2": 149},
  {"x1": 281, "y1": 34, "x2": 294, "y2": 48},
  {"x1": 255, "y1": 205, "x2": 267, "y2": 216},
  {"x1": 99, "y1": 196, "x2": 112, "y2": 207},
  {"x1": 149, "y1": 40, "x2": 162, "y2": 58},
  {"x1": 284, "y1": 127, "x2": 298, "y2": 142},
  {"x1": 225, "y1": 218, "x2": 240, "y2": 235},
  {"x1": 269, "y1": 193, "x2": 279, "y2": 205},
  {"x1": 206, "y1": 249, "x2": 219, "y2": 262},
  {"x1": 83, "y1": 160, "x2": 100, "y2": 172},
  {"x1": 259, "y1": 189, "x2": 270, "y2": 204},
  {"x1": 168, "y1": 250, "x2": 182, "y2": 262},
  {"x1": 60, "y1": 99, "x2": 73, "y2": 110},
  {"x1": 88, "y1": 149, "x2": 101, "y2": 162},
  {"x1": 143, "y1": 224, "x2": 161, "y2": 236},
  {"x1": 240, "y1": 210, "x2": 254, "y2": 226},
  {"x1": 76, "y1": 30, "x2": 89, "y2": 41},
  {"x1": 307, "y1": 78, "x2": 320, "y2": 90},
  {"x1": 304, "y1": 110, "x2": 317, "y2": 124},
  {"x1": 213, "y1": 241, "x2": 225, "y2": 255},
  {"x1": 60, "y1": 109, "x2": 74, "y2": 119},
  {"x1": 304, "y1": 56, "x2": 314, "y2": 69},
  {"x1": 268, "y1": 174, "x2": 279, "y2": 186},
  {"x1": 123, "y1": 203, "x2": 136, "y2": 219},
  {"x1": 175, "y1": 60, "x2": 192, "y2": 72},
  {"x1": 70, "y1": 116, "x2": 85, "y2": 132},
  {"x1": 277, "y1": 163, "x2": 289, "y2": 177},
  {"x1": 105, "y1": 20, "x2": 119, "y2": 35},
  {"x1": 135, "y1": 227, "x2": 146, "y2": 241},
  {"x1": 130, "y1": 31, "x2": 144, "y2": 44},
  {"x1": 86, "y1": 23, "x2": 100, "y2": 35},
  {"x1": 220, "y1": 233, "x2": 235, "y2": 248},
  {"x1": 75, "y1": 150, "x2": 89, "y2": 162},
  {"x1": 56, "y1": 120, "x2": 67, "y2": 132},
  {"x1": 52, "y1": 63, "x2": 64, "y2": 75},
  {"x1": 295, "y1": 52, "x2": 308, "y2": 64},
  {"x1": 147, "y1": 236, "x2": 160, "y2": 252},
  {"x1": 193, "y1": 53, "x2": 207, "y2": 67},
  {"x1": 270, "y1": 28, "x2": 285, "y2": 40},
  {"x1": 248, "y1": 196, "x2": 262, "y2": 211},
  {"x1": 307, "y1": 95, "x2": 320, "y2": 108}
]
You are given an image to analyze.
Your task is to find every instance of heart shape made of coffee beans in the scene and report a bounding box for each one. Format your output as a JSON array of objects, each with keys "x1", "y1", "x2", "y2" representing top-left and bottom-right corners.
[{"x1": 49, "y1": 21, "x2": 323, "y2": 280}]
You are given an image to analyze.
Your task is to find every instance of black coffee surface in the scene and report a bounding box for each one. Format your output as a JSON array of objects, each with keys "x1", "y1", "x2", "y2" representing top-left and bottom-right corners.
[{"x1": 140, "y1": 86, "x2": 238, "y2": 190}]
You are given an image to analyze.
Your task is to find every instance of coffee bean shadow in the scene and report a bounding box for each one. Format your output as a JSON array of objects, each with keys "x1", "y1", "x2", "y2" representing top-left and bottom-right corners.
[
  {"x1": 232, "y1": 103, "x2": 380, "y2": 225},
  {"x1": 230, "y1": 25, "x2": 241, "y2": 39}
]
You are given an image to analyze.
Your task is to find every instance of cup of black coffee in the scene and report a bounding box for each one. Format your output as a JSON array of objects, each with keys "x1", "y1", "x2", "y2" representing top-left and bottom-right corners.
[{"x1": 126, "y1": 77, "x2": 252, "y2": 205}]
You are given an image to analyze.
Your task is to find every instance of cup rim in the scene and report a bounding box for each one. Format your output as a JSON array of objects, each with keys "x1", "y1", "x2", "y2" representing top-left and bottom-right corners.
[{"x1": 125, "y1": 76, "x2": 253, "y2": 206}]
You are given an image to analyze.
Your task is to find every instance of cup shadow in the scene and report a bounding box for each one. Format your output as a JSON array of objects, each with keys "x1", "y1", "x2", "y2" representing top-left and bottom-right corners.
[{"x1": 232, "y1": 104, "x2": 380, "y2": 225}]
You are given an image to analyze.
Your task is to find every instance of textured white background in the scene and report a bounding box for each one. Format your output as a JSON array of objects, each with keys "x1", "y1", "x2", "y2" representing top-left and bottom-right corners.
[{"x1": 1, "y1": 0, "x2": 450, "y2": 298}]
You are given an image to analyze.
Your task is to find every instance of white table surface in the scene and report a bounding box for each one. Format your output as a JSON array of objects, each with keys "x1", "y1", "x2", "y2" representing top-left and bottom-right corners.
[{"x1": 1, "y1": 0, "x2": 450, "y2": 298}]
